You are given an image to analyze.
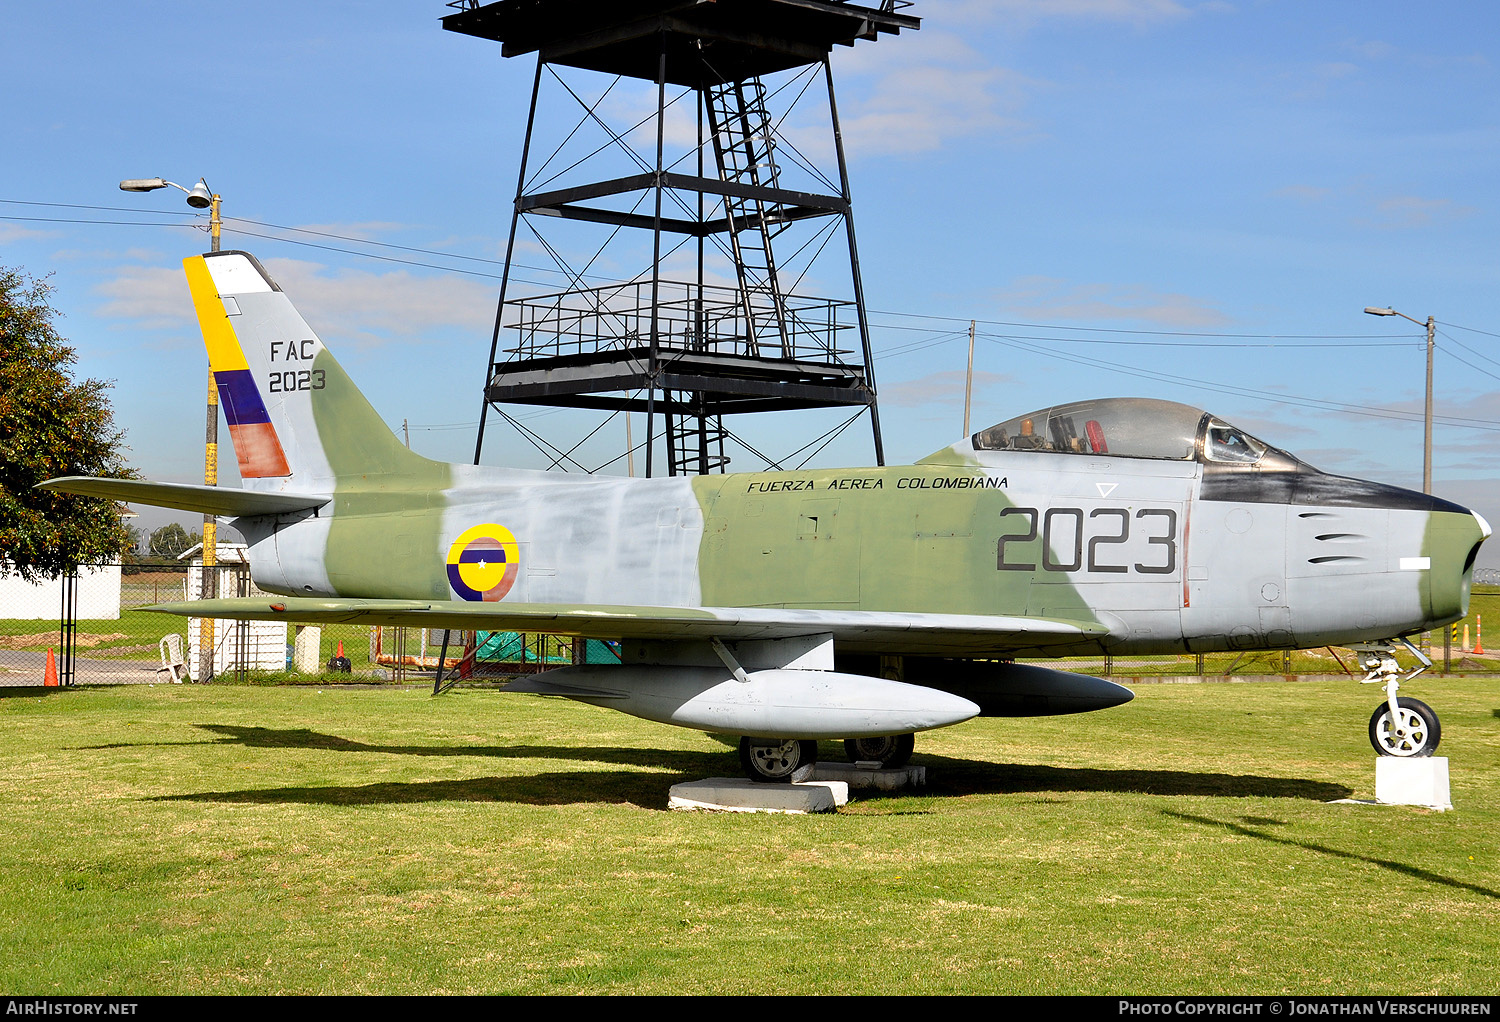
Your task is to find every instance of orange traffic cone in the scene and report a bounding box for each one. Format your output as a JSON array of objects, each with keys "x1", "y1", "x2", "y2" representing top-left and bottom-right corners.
[
  {"x1": 336, "y1": 640, "x2": 344, "y2": 658},
  {"x1": 1474, "y1": 615, "x2": 1484, "y2": 656},
  {"x1": 44, "y1": 648, "x2": 59, "y2": 687}
]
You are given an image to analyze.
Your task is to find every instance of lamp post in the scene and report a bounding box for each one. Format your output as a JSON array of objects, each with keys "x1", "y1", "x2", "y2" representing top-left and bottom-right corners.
[
  {"x1": 121, "y1": 177, "x2": 223, "y2": 682},
  {"x1": 1363, "y1": 306, "x2": 1435, "y2": 495}
]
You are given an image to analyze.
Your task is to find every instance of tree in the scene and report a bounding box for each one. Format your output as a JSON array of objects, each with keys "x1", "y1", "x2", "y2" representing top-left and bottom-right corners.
[
  {"x1": 0, "y1": 266, "x2": 135, "y2": 582},
  {"x1": 148, "y1": 523, "x2": 199, "y2": 560}
]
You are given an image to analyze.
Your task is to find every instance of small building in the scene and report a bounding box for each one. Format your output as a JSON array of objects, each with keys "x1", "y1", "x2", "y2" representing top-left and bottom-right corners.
[{"x1": 178, "y1": 543, "x2": 286, "y2": 673}]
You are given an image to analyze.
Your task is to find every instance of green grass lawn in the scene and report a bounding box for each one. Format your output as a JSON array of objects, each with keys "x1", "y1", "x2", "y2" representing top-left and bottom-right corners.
[{"x1": 0, "y1": 677, "x2": 1496, "y2": 994}]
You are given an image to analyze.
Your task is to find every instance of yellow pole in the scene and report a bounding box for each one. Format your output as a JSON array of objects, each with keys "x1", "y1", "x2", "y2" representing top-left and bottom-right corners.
[{"x1": 197, "y1": 191, "x2": 223, "y2": 682}]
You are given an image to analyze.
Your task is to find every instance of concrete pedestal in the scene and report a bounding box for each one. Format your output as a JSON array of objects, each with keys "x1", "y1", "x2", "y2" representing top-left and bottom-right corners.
[
  {"x1": 1375, "y1": 756, "x2": 1451, "y2": 811},
  {"x1": 292, "y1": 624, "x2": 322, "y2": 674},
  {"x1": 809, "y1": 761, "x2": 926, "y2": 791},
  {"x1": 668, "y1": 777, "x2": 849, "y2": 813}
]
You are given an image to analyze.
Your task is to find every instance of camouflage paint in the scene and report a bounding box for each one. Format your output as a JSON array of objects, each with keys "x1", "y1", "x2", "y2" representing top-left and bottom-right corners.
[
  {"x1": 309, "y1": 348, "x2": 452, "y2": 599},
  {"x1": 1421, "y1": 507, "x2": 1481, "y2": 625},
  {"x1": 100, "y1": 251, "x2": 1488, "y2": 658},
  {"x1": 692, "y1": 466, "x2": 1097, "y2": 623}
]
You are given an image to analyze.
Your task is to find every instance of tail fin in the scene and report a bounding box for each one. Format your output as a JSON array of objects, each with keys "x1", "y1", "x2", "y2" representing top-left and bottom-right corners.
[{"x1": 184, "y1": 251, "x2": 438, "y2": 492}]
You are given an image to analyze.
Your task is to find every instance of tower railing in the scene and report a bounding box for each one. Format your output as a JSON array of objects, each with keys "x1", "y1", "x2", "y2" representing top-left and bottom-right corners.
[{"x1": 504, "y1": 280, "x2": 856, "y2": 365}]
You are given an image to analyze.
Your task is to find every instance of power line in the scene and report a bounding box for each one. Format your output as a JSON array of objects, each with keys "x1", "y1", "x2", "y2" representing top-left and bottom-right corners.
[
  {"x1": 9, "y1": 196, "x2": 1473, "y2": 344},
  {"x1": 978, "y1": 330, "x2": 1500, "y2": 431},
  {"x1": 873, "y1": 305, "x2": 1410, "y2": 341},
  {"x1": 8, "y1": 195, "x2": 1476, "y2": 342},
  {"x1": 9, "y1": 194, "x2": 1499, "y2": 433},
  {"x1": 1441, "y1": 320, "x2": 1500, "y2": 340}
]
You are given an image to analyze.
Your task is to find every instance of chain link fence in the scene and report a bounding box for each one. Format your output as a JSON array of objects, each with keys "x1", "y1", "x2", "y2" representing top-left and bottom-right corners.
[
  {"x1": 3, "y1": 564, "x2": 1495, "y2": 686},
  {"x1": 0, "y1": 562, "x2": 624, "y2": 687}
]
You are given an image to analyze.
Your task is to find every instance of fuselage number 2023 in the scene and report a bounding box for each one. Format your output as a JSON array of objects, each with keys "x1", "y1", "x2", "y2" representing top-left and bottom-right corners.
[{"x1": 997, "y1": 506, "x2": 1178, "y2": 575}]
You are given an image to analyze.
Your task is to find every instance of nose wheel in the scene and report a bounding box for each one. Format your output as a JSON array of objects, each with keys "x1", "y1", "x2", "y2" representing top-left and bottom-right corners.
[{"x1": 1369, "y1": 697, "x2": 1441, "y2": 757}]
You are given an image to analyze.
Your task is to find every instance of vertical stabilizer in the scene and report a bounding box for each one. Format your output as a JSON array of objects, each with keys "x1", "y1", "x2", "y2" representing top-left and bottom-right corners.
[{"x1": 183, "y1": 251, "x2": 439, "y2": 494}]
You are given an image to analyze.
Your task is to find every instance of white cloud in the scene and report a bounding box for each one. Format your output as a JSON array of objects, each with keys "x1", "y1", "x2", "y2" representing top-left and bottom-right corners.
[
  {"x1": 1363, "y1": 195, "x2": 1477, "y2": 230},
  {"x1": 288, "y1": 222, "x2": 407, "y2": 243},
  {"x1": 995, "y1": 275, "x2": 1231, "y2": 328},
  {"x1": 881, "y1": 368, "x2": 1012, "y2": 409},
  {"x1": 1274, "y1": 181, "x2": 1479, "y2": 230},
  {"x1": 94, "y1": 257, "x2": 497, "y2": 345},
  {"x1": 834, "y1": 32, "x2": 1042, "y2": 157},
  {"x1": 262, "y1": 259, "x2": 495, "y2": 342},
  {"x1": 928, "y1": 0, "x2": 1197, "y2": 29},
  {"x1": 1342, "y1": 38, "x2": 1397, "y2": 61},
  {"x1": 93, "y1": 265, "x2": 189, "y2": 329},
  {"x1": 986, "y1": 0, "x2": 1194, "y2": 23},
  {"x1": 0, "y1": 223, "x2": 54, "y2": 243},
  {"x1": 826, "y1": 0, "x2": 1206, "y2": 157},
  {"x1": 1272, "y1": 184, "x2": 1332, "y2": 202}
]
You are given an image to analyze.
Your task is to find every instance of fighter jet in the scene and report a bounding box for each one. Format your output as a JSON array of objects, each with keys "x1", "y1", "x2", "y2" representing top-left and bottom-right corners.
[{"x1": 43, "y1": 251, "x2": 1490, "y2": 781}]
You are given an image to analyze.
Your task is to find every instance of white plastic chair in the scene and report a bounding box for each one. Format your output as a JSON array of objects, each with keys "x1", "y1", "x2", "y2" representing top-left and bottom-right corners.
[{"x1": 157, "y1": 634, "x2": 191, "y2": 684}]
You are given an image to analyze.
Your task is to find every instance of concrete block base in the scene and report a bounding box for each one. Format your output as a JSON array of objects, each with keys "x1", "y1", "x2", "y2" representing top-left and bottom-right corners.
[
  {"x1": 292, "y1": 624, "x2": 322, "y2": 674},
  {"x1": 1375, "y1": 756, "x2": 1451, "y2": 810},
  {"x1": 668, "y1": 777, "x2": 849, "y2": 813},
  {"x1": 809, "y1": 761, "x2": 927, "y2": 791}
]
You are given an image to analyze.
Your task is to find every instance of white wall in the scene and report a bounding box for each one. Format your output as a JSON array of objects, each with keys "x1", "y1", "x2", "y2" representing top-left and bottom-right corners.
[{"x1": 0, "y1": 563, "x2": 122, "y2": 620}]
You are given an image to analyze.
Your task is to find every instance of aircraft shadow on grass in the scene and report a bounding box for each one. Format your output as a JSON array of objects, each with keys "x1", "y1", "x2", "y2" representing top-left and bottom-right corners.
[
  {"x1": 134, "y1": 723, "x2": 1352, "y2": 808},
  {"x1": 1165, "y1": 810, "x2": 1500, "y2": 902}
]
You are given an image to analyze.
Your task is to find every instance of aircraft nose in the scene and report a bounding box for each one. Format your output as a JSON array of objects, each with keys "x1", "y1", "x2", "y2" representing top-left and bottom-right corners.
[
  {"x1": 1426, "y1": 507, "x2": 1489, "y2": 626},
  {"x1": 1474, "y1": 510, "x2": 1493, "y2": 541}
]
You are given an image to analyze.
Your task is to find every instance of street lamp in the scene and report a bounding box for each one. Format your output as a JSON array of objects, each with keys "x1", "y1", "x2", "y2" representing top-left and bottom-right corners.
[
  {"x1": 119, "y1": 178, "x2": 221, "y2": 249},
  {"x1": 1364, "y1": 306, "x2": 1436, "y2": 496},
  {"x1": 121, "y1": 175, "x2": 224, "y2": 682}
]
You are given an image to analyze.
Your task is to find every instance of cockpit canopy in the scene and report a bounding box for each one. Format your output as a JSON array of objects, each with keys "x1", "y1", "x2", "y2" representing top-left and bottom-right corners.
[{"x1": 970, "y1": 398, "x2": 1286, "y2": 466}]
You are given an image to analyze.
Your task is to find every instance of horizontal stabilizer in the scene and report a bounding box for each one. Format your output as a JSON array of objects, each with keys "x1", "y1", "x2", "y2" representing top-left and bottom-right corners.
[
  {"x1": 38, "y1": 477, "x2": 329, "y2": 517},
  {"x1": 146, "y1": 597, "x2": 1107, "y2": 657}
]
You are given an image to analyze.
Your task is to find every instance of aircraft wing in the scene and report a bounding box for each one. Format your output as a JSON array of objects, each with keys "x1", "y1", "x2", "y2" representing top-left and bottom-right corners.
[
  {"x1": 38, "y1": 477, "x2": 330, "y2": 517},
  {"x1": 149, "y1": 597, "x2": 1107, "y2": 657}
]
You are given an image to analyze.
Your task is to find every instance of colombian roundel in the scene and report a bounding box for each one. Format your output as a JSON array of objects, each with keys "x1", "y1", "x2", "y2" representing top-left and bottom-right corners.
[{"x1": 446, "y1": 524, "x2": 520, "y2": 602}]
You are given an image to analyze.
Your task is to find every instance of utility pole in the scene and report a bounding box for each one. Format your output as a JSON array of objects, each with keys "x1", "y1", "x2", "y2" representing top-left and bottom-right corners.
[
  {"x1": 120, "y1": 175, "x2": 223, "y2": 682},
  {"x1": 1423, "y1": 313, "x2": 1434, "y2": 495},
  {"x1": 1364, "y1": 306, "x2": 1435, "y2": 494},
  {"x1": 963, "y1": 320, "x2": 976, "y2": 436},
  {"x1": 201, "y1": 187, "x2": 222, "y2": 683}
]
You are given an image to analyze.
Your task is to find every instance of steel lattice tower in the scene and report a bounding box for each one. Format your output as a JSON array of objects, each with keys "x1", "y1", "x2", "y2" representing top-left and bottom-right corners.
[{"x1": 444, "y1": 0, "x2": 919, "y2": 475}]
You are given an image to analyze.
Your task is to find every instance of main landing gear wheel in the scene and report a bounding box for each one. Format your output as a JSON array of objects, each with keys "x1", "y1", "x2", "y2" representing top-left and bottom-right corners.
[
  {"x1": 843, "y1": 733, "x2": 915, "y2": 768},
  {"x1": 1369, "y1": 697, "x2": 1441, "y2": 758},
  {"x1": 739, "y1": 738, "x2": 818, "y2": 783}
]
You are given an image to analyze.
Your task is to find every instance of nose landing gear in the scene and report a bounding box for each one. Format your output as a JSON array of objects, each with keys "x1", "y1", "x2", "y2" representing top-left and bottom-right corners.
[{"x1": 1350, "y1": 639, "x2": 1441, "y2": 757}]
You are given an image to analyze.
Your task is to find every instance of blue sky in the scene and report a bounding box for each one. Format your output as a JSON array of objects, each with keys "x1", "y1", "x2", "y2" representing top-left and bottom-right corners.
[{"x1": 4, "y1": 1, "x2": 1498, "y2": 562}]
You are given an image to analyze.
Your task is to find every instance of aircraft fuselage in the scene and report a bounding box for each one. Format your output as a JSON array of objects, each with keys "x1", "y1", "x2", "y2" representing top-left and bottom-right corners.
[{"x1": 235, "y1": 443, "x2": 1482, "y2": 659}]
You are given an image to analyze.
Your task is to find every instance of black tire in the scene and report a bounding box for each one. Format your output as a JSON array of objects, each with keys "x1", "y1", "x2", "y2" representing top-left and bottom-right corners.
[
  {"x1": 739, "y1": 737, "x2": 818, "y2": 783},
  {"x1": 843, "y1": 733, "x2": 915, "y2": 768},
  {"x1": 1368, "y1": 697, "x2": 1441, "y2": 757}
]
